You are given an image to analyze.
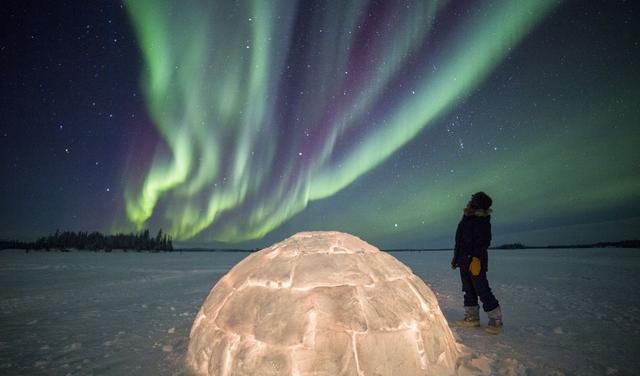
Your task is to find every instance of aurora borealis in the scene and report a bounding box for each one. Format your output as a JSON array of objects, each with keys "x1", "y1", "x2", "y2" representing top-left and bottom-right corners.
[
  {"x1": 2, "y1": 0, "x2": 639, "y2": 248},
  {"x1": 123, "y1": 0, "x2": 557, "y2": 242}
]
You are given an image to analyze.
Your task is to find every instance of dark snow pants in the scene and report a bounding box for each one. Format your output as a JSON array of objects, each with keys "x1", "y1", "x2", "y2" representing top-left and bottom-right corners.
[{"x1": 460, "y1": 268, "x2": 499, "y2": 312}]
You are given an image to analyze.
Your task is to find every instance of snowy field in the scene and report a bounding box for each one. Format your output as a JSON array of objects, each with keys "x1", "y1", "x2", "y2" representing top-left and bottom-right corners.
[{"x1": 0, "y1": 248, "x2": 638, "y2": 375}]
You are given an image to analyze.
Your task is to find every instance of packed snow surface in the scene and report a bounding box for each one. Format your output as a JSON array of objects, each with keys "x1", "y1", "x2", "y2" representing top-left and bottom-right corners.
[
  {"x1": 187, "y1": 231, "x2": 461, "y2": 375},
  {"x1": 0, "y1": 243, "x2": 638, "y2": 375}
]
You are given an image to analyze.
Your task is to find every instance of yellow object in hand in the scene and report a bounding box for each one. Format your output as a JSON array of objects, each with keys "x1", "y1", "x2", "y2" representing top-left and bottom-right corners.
[{"x1": 469, "y1": 257, "x2": 481, "y2": 276}]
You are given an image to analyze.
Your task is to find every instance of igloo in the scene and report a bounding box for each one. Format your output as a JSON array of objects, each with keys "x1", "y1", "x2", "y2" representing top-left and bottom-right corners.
[{"x1": 187, "y1": 231, "x2": 462, "y2": 375}]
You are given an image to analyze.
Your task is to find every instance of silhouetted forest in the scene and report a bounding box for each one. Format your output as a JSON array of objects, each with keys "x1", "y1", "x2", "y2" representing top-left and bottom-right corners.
[
  {"x1": 0, "y1": 229, "x2": 173, "y2": 252},
  {"x1": 492, "y1": 240, "x2": 640, "y2": 249}
]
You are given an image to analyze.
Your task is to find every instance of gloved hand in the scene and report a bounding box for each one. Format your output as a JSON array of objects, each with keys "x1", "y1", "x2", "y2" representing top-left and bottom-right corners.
[
  {"x1": 469, "y1": 257, "x2": 481, "y2": 276},
  {"x1": 451, "y1": 258, "x2": 458, "y2": 270}
]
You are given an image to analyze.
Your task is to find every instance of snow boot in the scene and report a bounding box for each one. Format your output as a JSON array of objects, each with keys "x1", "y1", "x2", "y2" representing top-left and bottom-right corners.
[
  {"x1": 455, "y1": 306, "x2": 480, "y2": 327},
  {"x1": 485, "y1": 306, "x2": 503, "y2": 335}
]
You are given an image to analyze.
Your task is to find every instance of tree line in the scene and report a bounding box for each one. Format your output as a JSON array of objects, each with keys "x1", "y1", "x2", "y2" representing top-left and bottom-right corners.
[
  {"x1": 492, "y1": 240, "x2": 640, "y2": 249},
  {"x1": 0, "y1": 229, "x2": 174, "y2": 252}
]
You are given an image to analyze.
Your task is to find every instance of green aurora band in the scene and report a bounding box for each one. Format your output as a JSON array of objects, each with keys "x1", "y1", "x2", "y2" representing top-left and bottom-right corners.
[{"x1": 123, "y1": 0, "x2": 561, "y2": 242}]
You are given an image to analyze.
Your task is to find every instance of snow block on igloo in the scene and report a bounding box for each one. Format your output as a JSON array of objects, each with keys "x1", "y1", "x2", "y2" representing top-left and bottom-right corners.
[{"x1": 187, "y1": 231, "x2": 461, "y2": 375}]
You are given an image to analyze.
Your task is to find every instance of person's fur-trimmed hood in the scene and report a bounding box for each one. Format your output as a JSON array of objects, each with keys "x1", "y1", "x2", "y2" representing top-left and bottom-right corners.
[{"x1": 464, "y1": 207, "x2": 492, "y2": 217}]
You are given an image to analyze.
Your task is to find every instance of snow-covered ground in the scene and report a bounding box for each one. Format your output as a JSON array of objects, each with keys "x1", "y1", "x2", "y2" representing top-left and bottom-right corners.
[{"x1": 0, "y1": 248, "x2": 638, "y2": 375}]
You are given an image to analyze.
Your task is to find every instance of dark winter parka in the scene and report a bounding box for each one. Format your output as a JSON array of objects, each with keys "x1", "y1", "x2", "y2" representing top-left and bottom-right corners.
[{"x1": 452, "y1": 213, "x2": 492, "y2": 271}]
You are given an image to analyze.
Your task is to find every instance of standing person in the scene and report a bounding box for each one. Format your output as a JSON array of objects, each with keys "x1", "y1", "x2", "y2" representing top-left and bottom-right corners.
[{"x1": 451, "y1": 192, "x2": 503, "y2": 334}]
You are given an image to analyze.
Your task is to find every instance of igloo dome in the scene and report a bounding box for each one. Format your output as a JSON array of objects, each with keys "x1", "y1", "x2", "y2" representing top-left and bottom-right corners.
[{"x1": 187, "y1": 231, "x2": 461, "y2": 375}]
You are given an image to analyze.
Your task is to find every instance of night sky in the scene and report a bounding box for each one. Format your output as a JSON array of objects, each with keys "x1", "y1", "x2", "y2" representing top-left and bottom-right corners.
[{"x1": 2, "y1": 0, "x2": 639, "y2": 249}]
